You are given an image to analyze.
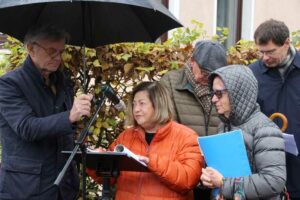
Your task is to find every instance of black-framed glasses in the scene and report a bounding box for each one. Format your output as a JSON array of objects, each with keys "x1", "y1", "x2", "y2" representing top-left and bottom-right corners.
[
  {"x1": 33, "y1": 42, "x2": 65, "y2": 58},
  {"x1": 210, "y1": 89, "x2": 227, "y2": 99}
]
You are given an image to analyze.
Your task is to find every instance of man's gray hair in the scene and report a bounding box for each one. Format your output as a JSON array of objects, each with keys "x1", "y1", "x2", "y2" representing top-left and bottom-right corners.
[{"x1": 24, "y1": 24, "x2": 70, "y2": 45}]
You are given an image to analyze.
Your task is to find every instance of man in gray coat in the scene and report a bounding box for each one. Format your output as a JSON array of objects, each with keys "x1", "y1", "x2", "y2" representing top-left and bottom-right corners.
[
  {"x1": 161, "y1": 40, "x2": 227, "y2": 200},
  {"x1": 201, "y1": 65, "x2": 286, "y2": 200}
]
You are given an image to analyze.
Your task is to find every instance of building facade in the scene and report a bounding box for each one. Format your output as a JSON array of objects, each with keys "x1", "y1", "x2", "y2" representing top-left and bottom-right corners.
[{"x1": 166, "y1": 0, "x2": 300, "y2": 48}]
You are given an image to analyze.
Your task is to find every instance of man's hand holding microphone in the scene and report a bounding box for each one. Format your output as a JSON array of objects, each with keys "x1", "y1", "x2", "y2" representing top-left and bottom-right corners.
[{"x1": 69, "y1": 94, "x2": 93, "y2": 123}]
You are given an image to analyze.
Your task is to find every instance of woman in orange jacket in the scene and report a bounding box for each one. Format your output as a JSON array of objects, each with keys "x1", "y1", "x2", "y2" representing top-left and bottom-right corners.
[{"x1": 88, "y1": 81, "x2": 204, "y2": 200}]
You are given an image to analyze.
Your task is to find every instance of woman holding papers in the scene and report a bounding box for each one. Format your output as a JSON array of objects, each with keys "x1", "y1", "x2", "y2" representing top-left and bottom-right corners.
[
  {"x1": 88, "y1": 81, "x2": 204, "y2": 200},
  {"x1": 200, "y1": 65, "x2": 286, "y2": 199}
]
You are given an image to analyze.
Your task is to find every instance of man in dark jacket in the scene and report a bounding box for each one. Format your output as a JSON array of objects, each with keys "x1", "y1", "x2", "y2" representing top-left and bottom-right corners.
[
  {"x1": 161, "y1": 40, "x2": 227, "y2": 200},
  {"x1": 0, "y1": 25, "x2": 93, "y2": 200},
  {"x1": 249, "y1": 19, "x2": 300, "y2": 200}
]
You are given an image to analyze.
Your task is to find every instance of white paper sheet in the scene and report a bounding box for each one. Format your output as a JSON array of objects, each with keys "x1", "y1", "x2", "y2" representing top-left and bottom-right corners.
[
  {"x1": 283, "y1": 133, "x2": 299, "y2": 156},
  {"x1": 114, "y1": 144, "x2": 147, "y2": 167}
]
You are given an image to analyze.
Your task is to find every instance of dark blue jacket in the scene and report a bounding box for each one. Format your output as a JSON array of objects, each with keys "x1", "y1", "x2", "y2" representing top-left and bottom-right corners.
[
  {"x1": 249, "y1": 52, "x2": 300, "y2": 198},
  {"x1": 0, "y1": 57, "x2": 79, "y2": 200}
]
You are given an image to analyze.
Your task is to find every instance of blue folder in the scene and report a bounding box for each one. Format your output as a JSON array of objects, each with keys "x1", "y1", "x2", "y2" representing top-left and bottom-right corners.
[{"x1": 198, "y1": 130, "x2": 251, "y2": 178}]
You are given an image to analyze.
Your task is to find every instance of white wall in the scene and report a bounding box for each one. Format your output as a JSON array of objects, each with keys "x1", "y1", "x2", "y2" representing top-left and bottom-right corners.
[
  {"x1": 241, "y1": 0, "x2": 255, "y2": 40},
  {"x1": 253, "y1": 0, "x2": 300, "y2": 34},
  {"x1": 172, "y1": 0, "x2": 300, "y2": 43},
  {"x1": 169, "y1": 0, "x2": 217, "y2": 39}
]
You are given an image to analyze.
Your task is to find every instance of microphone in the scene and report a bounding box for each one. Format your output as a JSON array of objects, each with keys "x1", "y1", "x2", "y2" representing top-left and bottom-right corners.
[{"x1": 101, "y1": 85, "x2": 126, "y2": 111}]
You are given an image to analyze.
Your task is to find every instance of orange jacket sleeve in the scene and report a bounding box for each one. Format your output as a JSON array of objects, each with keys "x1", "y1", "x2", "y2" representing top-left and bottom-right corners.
[{"x1": 147, "y1": 133, "x2": 204, "y2": 194}]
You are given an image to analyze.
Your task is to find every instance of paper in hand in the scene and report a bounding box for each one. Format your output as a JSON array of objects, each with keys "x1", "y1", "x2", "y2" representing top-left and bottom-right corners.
[
  {"x1": 282, "y1": 133, "x2": 299, "y2": 156},
  {"x1": 114, "y1": 144, "x2": 147, "y2": 167}
]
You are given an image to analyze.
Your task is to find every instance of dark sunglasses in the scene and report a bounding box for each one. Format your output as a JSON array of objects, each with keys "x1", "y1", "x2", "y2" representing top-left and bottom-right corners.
[{"x1": 210, "y1": 89, "x2": 227, "y2": 99}]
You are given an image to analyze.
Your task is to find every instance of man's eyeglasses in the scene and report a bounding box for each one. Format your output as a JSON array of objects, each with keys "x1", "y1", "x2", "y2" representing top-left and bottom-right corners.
[
  {"x1": 257, "y1": 48, "x2": 277, "y2": 57},
  {"x1": 210, "y1": 89, "x2": 227, "y2": 99},
  {"x1": 257, "y1": 44, "x2": 285, "y2": 57},
  {"x1": 33, "y1": 42, "x2": 65, "y2": 58}
]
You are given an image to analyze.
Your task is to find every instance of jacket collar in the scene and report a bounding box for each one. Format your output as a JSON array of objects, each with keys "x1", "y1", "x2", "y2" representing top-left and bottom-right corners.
[
  {"x1": 23, "y1": 56, "x2": 45, "y2": 85},
  {"x1": 174, "y1": 68, "x2": 194, "y2": 93},
  {"x1": 258, "y1": 50, "x2": 300, "y2": 73},
  {"x1": 134, "y1": 121, "x2": 174, "y2": 142},
  {"x1": 293, "y1": 51, "x2": 300, "y2": 68},
  {"x1": 23, "y1": 56, "x2": 62, "y2": 87}
]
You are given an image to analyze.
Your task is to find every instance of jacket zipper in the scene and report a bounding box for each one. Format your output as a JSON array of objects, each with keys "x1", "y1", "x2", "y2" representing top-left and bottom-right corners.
[{"x1": 136, "y1": 134, "x2": 150, "y2": 199}]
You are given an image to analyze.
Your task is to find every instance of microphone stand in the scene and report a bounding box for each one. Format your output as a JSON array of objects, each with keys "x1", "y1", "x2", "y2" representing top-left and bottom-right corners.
[{"x1": 54, "y1": 96, "x2": 106, "y2": 200}]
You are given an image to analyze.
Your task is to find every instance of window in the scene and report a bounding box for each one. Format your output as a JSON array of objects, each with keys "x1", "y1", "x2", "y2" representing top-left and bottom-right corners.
[{"x1": 217, "y1": 0, "x2": 242, "y2": 48}]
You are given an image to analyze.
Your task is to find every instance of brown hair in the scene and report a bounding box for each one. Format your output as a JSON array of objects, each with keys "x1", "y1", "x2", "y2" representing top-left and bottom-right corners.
[
  {"x1": 126, "y1": 81, "x2": 174, "y2": 127},
  {"x1": 254, "y1": 19, "x2": 289, "y2": 46}
]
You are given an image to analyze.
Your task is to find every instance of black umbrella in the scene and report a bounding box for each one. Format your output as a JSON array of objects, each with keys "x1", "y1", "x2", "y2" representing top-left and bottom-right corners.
[
  {"x1": 0, "y1": 0, "x2": 182, "y2": 48},
  {"x1": 0, "y1": 2, "x2": 181, "y2": 198},
  {"x1": 0, "y1": 0, "x2": 182, "y2": 92}
]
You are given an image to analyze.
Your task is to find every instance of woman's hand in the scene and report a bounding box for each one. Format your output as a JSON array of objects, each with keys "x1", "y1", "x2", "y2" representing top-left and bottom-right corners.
[
  {"x1": 200, "y1": 167, "x2": 224, "y2": 188},
  {"x1": 87, "y1": 146, "x2": 107, "y2": 152}
]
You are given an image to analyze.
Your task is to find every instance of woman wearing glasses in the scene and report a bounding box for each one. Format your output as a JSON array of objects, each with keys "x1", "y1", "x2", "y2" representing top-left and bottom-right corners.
[{"x1": 200, "y1": 65, "x2": 286, "y2": 200}]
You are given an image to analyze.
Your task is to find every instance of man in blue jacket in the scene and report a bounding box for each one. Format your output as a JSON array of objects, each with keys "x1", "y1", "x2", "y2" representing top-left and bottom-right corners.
[
  {"x1": 249, "y1": 19, "x2": 300, "y2": 200},
  {"x1": 0, "y1": 25, "x2": 93, "y2": 199}
]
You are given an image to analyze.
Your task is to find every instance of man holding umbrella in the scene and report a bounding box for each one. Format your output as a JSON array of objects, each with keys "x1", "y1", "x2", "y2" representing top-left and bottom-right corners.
[{"x1": 0, "y1": 24, "x2": 93, "y2": 200}]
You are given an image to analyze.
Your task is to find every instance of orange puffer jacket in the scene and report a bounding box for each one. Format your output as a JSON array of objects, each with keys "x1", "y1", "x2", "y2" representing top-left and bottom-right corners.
[{"x1": 88, "y1": 121, "x2": 204, "y2": 200}]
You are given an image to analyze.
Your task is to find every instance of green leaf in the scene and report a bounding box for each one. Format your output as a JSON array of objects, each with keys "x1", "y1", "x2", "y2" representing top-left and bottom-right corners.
[
  {"x1": 93, "y1": 59, "x2": 101, "y2": 67},
  {"x1": 121, "y1": 54, "x2": 131, "y2": 61}
]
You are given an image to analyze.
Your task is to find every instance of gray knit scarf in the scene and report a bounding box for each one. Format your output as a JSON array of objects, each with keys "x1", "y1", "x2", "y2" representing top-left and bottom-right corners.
[
  {"x1": 278, "y1": 45, "x2": 296, "y2": 78},
  {"x1": 184, "y1": 62, "x2": 212, "y2": 115}
]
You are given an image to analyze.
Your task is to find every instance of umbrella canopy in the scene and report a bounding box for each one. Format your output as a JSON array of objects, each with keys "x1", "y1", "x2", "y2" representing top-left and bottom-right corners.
[{"x1": 0, "y1": 0, "x2": 182, "y2": 48}]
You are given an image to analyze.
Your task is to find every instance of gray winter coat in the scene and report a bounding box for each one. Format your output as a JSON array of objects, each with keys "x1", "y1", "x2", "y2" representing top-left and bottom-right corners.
[
  {"x1": 161, "y1": 68, "x2": 220, "y2": 136},
  {"x1": 209, "y1": 65, "x2": 286, "y2": 200}
]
